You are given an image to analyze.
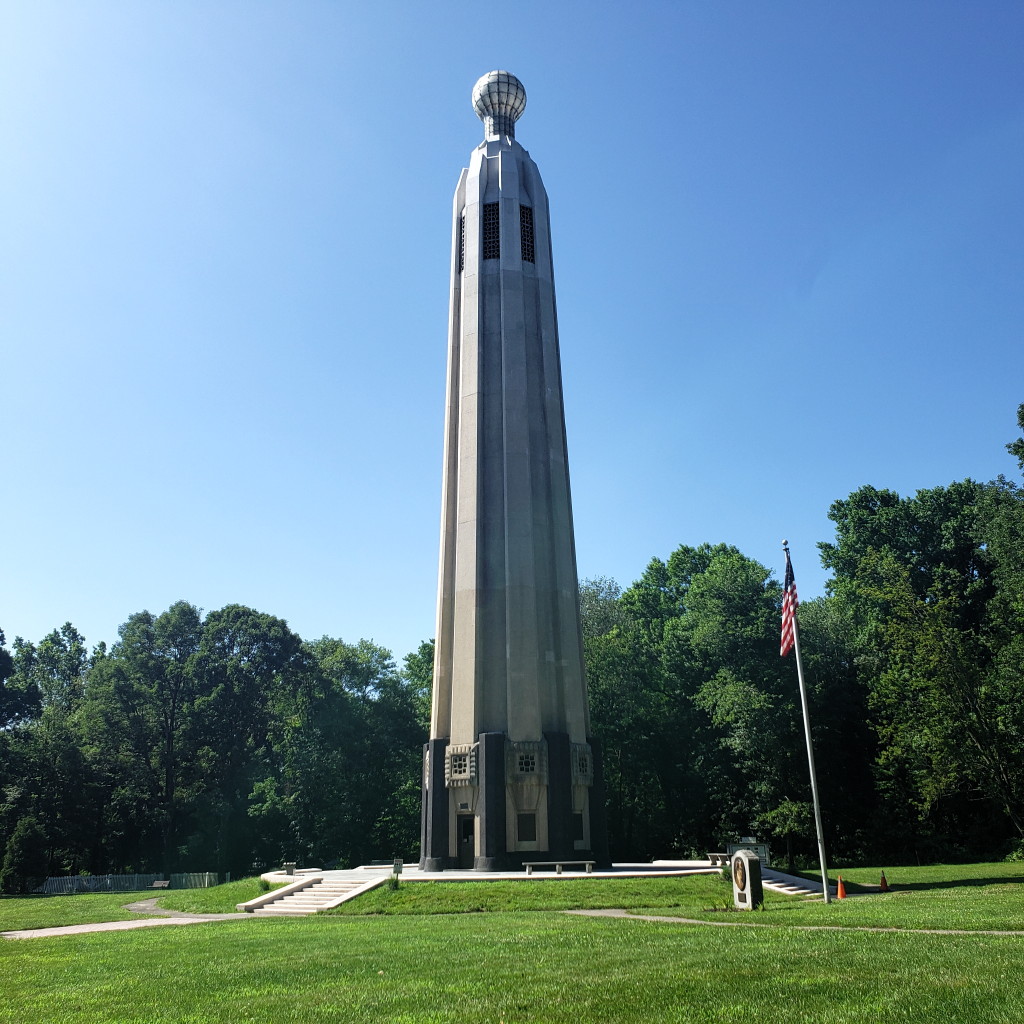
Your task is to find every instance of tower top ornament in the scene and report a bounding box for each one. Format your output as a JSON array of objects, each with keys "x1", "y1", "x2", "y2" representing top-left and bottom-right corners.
[{"x1": 472, "y1": 70, "x2": 527, "y2": 139}]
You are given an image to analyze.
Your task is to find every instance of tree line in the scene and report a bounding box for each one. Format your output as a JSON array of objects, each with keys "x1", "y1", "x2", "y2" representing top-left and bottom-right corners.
[
  {"x1": 0, "y1": 607, "x2": 431, "y2": 892},
  {"x1": 585, "y1": 405, "x2": 1024, "y2": 867},
  {"x1": 2, "y1": 406, "x2": 1022, "y2": 889}
]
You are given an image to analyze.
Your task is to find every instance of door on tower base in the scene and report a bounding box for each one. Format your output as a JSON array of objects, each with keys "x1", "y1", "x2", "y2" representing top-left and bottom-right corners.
[{"x1": 457, "y1": 815, "x2": 475, "y2": 868}]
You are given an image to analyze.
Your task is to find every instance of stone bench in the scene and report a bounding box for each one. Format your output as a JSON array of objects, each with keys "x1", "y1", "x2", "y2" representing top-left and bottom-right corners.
[
  {"x1": 707, "y1": 852, "x2": 730, "y2": 867},
  {"x1": 524, "y1": 861, "x2": 595, "y2": 875}
]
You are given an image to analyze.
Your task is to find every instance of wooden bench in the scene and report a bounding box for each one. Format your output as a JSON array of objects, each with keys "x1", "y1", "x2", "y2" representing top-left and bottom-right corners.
[
  {"x1": 150, "y1": 880, "x2": 170, "y2": 889},
  {"x1": 707, "y1": 852, "x2": 730, "y2": 867},
  {"x1": 524, "y1": 861, "x2": 596, "y2": 875}
]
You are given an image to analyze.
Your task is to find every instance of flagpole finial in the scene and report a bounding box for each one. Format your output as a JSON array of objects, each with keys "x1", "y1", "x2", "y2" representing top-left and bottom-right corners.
[{"x1": 782, "y1": 539, "x2": 789, "y2": 549}]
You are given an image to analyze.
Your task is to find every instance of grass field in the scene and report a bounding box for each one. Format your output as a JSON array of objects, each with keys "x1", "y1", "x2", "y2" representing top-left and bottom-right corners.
[
  {"x1": 0, "y1": 892, "x2": 146, "y2": 932},
  {"x1": 157, "y1": 876, "x2": 283, "y2": 914},
  {"x1": 1, "y1": 864, "x2": 1022, "y2": 1023},
  {"x1": 0, "y1": 878, "x2": 280, "y2": 932},
  {"x1": 325, "y1": 873, "x2": 732, "y2": 916}
]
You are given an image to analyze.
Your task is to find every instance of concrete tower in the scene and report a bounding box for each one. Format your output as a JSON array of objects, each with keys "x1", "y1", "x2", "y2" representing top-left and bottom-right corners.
[{"x1": 420, "y1": 72, "x2": 608, "y2": 871}]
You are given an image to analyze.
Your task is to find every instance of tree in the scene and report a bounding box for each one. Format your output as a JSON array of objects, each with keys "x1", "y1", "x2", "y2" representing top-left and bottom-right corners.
[
  {"x1": 820, "y1": 472, "x2": 1024, "y2": 857},
  {"x1": 583, "y1": 544, "x2": 821, "y2": 860},
  {"x1": 579, "y1": 577, "x2": 627, "y2": 639},
  {"x1": 250, "y1": 637, "x2": 426, "y2": 870},
  {"x1": 11, "y1": 623, "x2": 89, "y2": 715},
  {"x1": 0, "y1": 629, "x2": 40, "y2": 728},
  {"x1": 401, "y1": 639, "x2": 434, "y2": 731},
  {"x1": 0, "y1": 815, "x2": 49, "y2": 894},
  {"x1": 78, "y1": 602, "x2": 306, "y2": 874},
  {"x1": 1006, "y1": 403, "x2": 1024, "y2": 471},
  {"x1": 756, "y1": 799, "x2": 813, "y2": 872}
]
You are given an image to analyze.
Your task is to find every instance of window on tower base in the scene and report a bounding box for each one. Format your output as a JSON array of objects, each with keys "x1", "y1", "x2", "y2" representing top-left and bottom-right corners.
[{"x1": 482, "y1": 203, "x2": 500, "y2": 259}]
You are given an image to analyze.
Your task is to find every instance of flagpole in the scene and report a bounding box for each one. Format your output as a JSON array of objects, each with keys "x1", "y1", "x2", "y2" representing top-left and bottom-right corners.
[{"x1": 783, "y1": 540, "x2": 832, "y2": 904}]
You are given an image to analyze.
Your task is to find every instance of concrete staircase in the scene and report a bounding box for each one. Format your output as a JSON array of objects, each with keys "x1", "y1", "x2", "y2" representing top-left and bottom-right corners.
[
  {"x1": 760, "y1": 868, "x2": 837, "y2": 898},
  {"x1": 240, "y1": 875, "x2": 383, "y2": 917}
]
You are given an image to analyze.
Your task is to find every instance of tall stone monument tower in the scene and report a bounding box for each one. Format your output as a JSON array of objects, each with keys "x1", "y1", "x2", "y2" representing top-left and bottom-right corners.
[{"x1": 420, "y1": 71, "x2": 608, "y2": 871}]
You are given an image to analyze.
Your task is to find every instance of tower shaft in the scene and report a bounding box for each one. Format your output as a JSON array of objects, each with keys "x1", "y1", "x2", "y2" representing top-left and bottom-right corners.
[{"x1": 421, "y1": 79, "x2": 607, "y2": 871}]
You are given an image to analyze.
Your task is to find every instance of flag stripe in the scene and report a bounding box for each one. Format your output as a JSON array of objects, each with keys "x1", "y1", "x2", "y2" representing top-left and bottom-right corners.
[{"x1": 781, "y1": 550, "x2": 798, "y2": 657}]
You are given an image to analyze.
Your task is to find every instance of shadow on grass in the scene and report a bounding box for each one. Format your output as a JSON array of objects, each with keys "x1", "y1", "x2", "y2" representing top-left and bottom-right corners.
[
  {"x1": 881, "y1": 875, "x2": 1024, "y2": 892},
  {"x1": 793, "y1": 868, "x2": 1024, "y2": 894}
]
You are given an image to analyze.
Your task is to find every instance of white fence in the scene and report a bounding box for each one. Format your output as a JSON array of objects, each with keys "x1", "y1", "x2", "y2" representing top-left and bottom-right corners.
[
  {"x1": 36, "y1": 872, "x2": 220, "y2": 894},
  {"x1": 170, "y1": 872, "x2": 220, "y2": 889}
]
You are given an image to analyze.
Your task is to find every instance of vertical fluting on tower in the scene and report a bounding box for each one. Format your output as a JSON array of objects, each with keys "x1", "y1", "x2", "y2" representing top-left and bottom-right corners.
[{"x1": 421, "y1": 72, "x2": 608, "y2": 871}]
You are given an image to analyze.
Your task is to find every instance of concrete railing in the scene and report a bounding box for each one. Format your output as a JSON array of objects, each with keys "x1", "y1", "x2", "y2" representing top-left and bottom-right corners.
[{"x1": 316, "y1": 876, "x2": 389, "y2": 910}]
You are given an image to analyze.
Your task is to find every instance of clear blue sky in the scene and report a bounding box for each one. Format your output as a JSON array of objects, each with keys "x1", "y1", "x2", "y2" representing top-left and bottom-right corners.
[{"x1": 3, "y1": 1, "x2": 1022, "y2": 661}]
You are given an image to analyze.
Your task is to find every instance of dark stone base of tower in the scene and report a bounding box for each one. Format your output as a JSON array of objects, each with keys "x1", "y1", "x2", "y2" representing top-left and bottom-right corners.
[{"x1": 419, "y1": 735, "x2": 610, "y2": 871}]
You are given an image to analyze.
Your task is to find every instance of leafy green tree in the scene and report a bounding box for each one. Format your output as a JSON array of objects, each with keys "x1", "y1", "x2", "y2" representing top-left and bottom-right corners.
[
  {"x1": 0, "y1": 629, "x2": 40, "y2": 728},
  {"x1": 0, "y1": 625, "x2": 106, "y2": 875},
  {"x1": 188, "y1": 605, "x2": 305, "y2": 873},
  {"x1": 585, "y1": 623, "x2": 675, "y2": 858},
  {"x1": 679, "y1": 548, "x2": 803, "y2": 841},
  {"x1": 250, "y1": 638, "x2": 425, "y2": 869},
  {"x1": 585, "y1": 545, "x2": 820, "y2": 860},
  {"x1": 0, "y1": 814, "x2": 49, "y2": 894},
  {"x1": 78, "y1": 603, "x2": 305, "y2": 874},
  {"x1": 820, "y1": 467, "x2": 1024, "y2": 856},
  {"x1": 6, "y1": 623, "x2": 89, "y2": 721},
  {"x1": 1006, "y1": 403, "x2": 1024, "y2": 471},
  {"x1": 795, "y1": 596, "x2": 876, "y2": 860},
  {"x1": 401, "y1": 639, "x2": 434, "y2": 731},
  {"x1": 579, "y1": 577, "x2": 627, "y2": 639},
  {"x1": 756, "y1": 799, "x2": 813, "y2": 872}
]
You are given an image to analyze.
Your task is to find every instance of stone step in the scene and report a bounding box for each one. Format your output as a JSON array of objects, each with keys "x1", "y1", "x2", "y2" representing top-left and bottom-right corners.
[
  {"x1": 760, "y1": 869, "x2": 837, "y2": 898},
  {"x1": 250, "y1": 876, "x2": 377, "y2": 916}
]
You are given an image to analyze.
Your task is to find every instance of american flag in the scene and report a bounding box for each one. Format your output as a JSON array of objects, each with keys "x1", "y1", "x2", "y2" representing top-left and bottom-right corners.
[{"x1": 781, "y1": 548, "x2": 798, "y2": 657}]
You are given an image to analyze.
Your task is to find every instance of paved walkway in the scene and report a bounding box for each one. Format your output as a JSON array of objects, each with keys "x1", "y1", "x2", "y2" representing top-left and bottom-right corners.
[
  {"x1": 565, "y1": 908, "x2": 1024, "y2": 936},
  {"x1": 261, "y1": 861, "x2": 721, "y2": 885},
  {"x1": 2, "y1": 898, "x2": 250, "y2": 940}
]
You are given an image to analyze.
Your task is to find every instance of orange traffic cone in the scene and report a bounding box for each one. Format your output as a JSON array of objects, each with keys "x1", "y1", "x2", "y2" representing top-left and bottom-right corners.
[
  {"x1": 880, "y1": 871, "x2": 889, "y2": 892},
  {"x1": 836, "y1": 875, "x2": 847, "y2": 899}
]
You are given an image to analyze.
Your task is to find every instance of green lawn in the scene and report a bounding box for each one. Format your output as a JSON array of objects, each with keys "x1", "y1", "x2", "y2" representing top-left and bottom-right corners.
[
  {"x1": 807, "y1": 860, "x2": 1024, "y2": 889},
  {"x1": 326, "y1": 873, "x2": 730, "y2": 916},
  {"x1": 2, "y1": 911, "x2": 1023, "y2": 1023},
  {"x1": 0, "y1": 878, "x2": 282, "y2": 932},
  {"x1": 330, "y1": 863, "x2": 1024, "y2": 932},
  {"x1": 0, "y1": 892, "x2": 148, "y2": 932},
  {"x1": 157, "y1": 876, "x2": 283, "y2": 914},
  {"x1": 2, "y1": 864, "x2": 1023, "y2": 1022}
]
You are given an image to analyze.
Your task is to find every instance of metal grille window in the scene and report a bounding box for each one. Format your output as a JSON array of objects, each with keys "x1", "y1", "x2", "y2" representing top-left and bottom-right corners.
[
  {"x1": 517, "y1": 814, "x2": 537, "y2": 842},
  {"x1": 482, "y1": 202, "x2": 500, "y2": 260},
  {"x1": 445, "y1": 744, "x2": 478, "y2": 786},
  {"x1": 520, "y1": 205, "x2": 535, "y2": 262},
  {"x1": 458, "y1": 213, "x2": 465, "y2": 273}
]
